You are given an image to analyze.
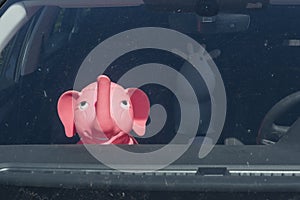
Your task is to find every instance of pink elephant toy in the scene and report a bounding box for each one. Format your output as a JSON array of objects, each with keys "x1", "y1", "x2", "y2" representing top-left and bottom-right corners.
[{"x1": 57, "y1": 75, "x2": 150, "y2": 145}]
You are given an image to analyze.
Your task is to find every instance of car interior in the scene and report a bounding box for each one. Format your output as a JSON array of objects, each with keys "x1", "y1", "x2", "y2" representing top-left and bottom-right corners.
[
  {"x1": 1, "y1": 0, "x2": 300, "y2": 191},
  {"x1": 1, "y1": 4, "x2": 300, "y2": 146}
]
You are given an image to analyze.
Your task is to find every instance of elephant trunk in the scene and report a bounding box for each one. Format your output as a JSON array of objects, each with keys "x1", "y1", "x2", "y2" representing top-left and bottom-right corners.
[{"x1": 96, "y1": 75, "x2": 114, "y2": 132}]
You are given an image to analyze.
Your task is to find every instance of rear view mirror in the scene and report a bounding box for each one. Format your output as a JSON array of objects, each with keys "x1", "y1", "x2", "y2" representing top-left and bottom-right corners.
[{"x1": 169, "y1": 13, "x2": 250, "y2": 34}]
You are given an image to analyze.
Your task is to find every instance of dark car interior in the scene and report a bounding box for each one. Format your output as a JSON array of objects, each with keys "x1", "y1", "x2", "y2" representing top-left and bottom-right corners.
[
  {"x1": 1, "y1": 4, "x2": 300, "y2": 145},
  {"x1": 2, "y1": 1, "x2": 300, "y2": 196}
]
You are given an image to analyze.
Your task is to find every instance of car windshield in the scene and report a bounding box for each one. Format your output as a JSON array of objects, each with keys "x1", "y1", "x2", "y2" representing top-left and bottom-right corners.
[{"x1": 1, "y1": 0, "x2": 300, "y2": 172}]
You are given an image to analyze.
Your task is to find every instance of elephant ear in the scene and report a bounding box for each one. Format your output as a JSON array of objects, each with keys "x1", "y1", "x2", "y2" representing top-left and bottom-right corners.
[
  {"x1": 127, "y1": 88, "x2": 150, "y2": 136},
  {"x1": 57, "y1": 91, "x2": 80, "y2": 137}
]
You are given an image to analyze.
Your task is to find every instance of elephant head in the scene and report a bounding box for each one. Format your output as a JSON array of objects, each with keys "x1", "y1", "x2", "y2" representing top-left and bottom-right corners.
[{"x1": 57, "y1": 75, "x2": 150, "y2": 144}]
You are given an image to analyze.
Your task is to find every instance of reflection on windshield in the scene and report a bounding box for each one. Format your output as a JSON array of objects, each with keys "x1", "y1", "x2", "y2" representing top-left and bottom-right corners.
[{"x1": 0, "y1": 3, "x2": 299, "y2": 147}]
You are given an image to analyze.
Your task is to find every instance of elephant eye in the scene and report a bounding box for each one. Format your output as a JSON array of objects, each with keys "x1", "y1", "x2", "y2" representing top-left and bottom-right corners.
[
  {"x1": 120, "y1": 100, "x2": 130, "y2": 109},
  {"x1": 79, "y1": 101, "x2": 89, "y2": 110}
]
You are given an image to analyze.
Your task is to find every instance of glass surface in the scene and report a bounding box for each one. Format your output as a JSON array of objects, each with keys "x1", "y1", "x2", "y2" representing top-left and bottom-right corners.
[{"x1": 0, "y1": 0, "x2": 300, "y2": 146}]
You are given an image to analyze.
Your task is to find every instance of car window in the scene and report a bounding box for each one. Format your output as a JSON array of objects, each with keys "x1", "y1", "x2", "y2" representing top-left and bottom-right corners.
[
  {"x1": 3, "y1": 1, "x2": 300, "y2": 193},
  {"x1": 0, "y1": 1, "x2": 300, "y2": 148}
]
